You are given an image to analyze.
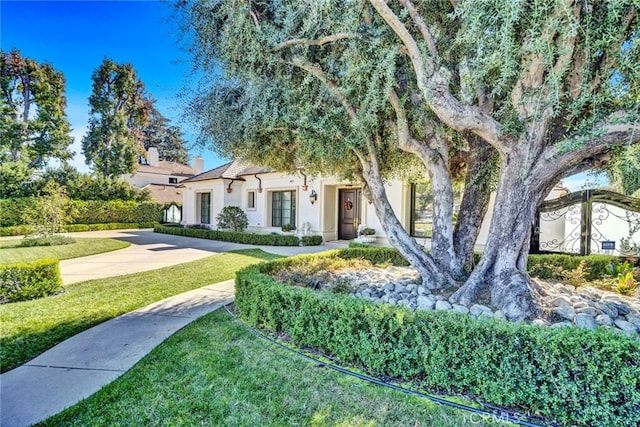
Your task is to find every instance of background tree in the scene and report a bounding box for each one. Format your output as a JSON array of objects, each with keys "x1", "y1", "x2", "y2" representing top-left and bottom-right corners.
[
  {"x1": 142, "y1": 105, "x2": 190, "y2": 164},
  {"x1": 605, "y1": 145, "x2": 640, "y2": 196},
  {"x1": 82, "y1": 58, "x2": 151, "y2": 177},
  {"x1": 178, "y1": 0, "x2": 639, "y2": 320},
  {"x1": 0, "y1": 49, "x2": 73, "y2": 197},
  {"x1": 23, "y1": 180, "x2": 78, "y2": 240}
]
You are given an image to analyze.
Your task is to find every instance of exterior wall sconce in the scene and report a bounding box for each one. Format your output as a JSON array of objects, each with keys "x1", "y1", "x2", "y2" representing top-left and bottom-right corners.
[
  {"x1": 309, "y1": 189, "x2": 318, "y2": 204},
  {"x1": 226, "y1": 181, "x2": 233, "y2": 193},
  {"x1": 300, "y1": 171, "x2": 308, "y2": 191},
  {"x1": 254, "y1": 174, "x2": 263, "y2": 193}
]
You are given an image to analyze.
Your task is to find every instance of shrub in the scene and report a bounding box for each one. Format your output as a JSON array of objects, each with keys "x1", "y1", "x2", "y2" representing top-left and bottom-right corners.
[
  {"x1": 155, "y1": 225, "x2": 300, "y2": 246},
  {"x1": 300, "y1": 235, "x2": 323, "y2": 246},
  {"x1": 20, "y1": 235, "x2": 76, "y2": 247},
  {"x1": 0, "y1": 259, "x2": 62, "y2": 303},
  {"x1": 281, "y1": 223, "x2": 296, "y2": 232},
  {"x1": 235, "y1": 250, "x2": 640, "y2": 426},
  {"x1": 527, "y1": 254, "x2": 619, "y2": 281},
  {"x1": 216, "y1": 206, "x2": 248, "y2": 231}
]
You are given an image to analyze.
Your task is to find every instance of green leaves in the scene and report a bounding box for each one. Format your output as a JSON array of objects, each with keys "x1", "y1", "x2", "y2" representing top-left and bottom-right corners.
[{"x1": 82, "y1": 58, "x2": 151, "y2": 177}]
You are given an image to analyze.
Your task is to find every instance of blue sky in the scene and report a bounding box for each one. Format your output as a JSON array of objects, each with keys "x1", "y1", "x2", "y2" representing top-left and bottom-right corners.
[
  {"x1": 1, "y1": 0, "x2": 607, "y2": 191},
  {"x1": 0, "y1": 0, "x2": 226, "y2": 172}
]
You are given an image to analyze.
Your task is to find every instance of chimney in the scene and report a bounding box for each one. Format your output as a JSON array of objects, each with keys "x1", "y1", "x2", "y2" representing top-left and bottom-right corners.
[
  {"x1": 148, "y1": 147, "x2": 159, "y2": 167},
  {"x1": 193, "y1": 156, "x2": 204, "y2": 175}
]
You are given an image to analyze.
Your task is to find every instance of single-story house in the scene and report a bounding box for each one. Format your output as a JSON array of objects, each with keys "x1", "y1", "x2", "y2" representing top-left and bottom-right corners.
[{"x1": 179, "y1": 160, "x2": 525, "y2": 245}]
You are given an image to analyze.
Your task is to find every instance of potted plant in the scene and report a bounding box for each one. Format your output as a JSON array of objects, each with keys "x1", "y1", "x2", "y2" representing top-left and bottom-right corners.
[{"x1": 357, "y1": 226, "x2": 376, "y2": 243}]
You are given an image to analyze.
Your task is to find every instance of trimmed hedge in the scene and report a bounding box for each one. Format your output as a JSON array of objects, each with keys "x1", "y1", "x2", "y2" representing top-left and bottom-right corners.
[
  {"x1": 301, "y1": 235, "x2": 323, "y2": 246},
  {"x1": 155, "y1": 224, "x2": 304, "y2": 246},
  {"x1": 235, "y1": 250, "x2": 640, "y2": 426},
  {"x1": 0, "y1": 199, "x2": 163, "y2": 227},
  {"x1": 527, "y1": 253, "x2": 620, "y2": 281},
  {"x1": 0, "y1": 222, "x2": 158, "y2": 237},
  {"x1": 0, "y1": 259, "x2": 62, "y2": 303}
]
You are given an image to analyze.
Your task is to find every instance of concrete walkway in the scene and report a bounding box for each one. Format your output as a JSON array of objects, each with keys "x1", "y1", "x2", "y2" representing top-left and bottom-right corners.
[{"x1": 0, "y1": 229, "x2": 347, "y2": 426}]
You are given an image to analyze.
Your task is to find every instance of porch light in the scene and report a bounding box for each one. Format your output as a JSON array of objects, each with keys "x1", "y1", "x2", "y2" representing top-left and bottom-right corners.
[
  {"x1": 226, "y1": 181, "x2": 233, "y2": 193},
  {"x1": 309, "y1": 189, "x2": 318, "y2": 205},
  {"x1": 300, "y1": 171, "x2": 308, "y2": 191}
]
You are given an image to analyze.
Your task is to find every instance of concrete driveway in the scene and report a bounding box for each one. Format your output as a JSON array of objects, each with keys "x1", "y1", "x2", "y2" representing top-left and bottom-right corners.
[{"x1": 60, "y1": 229, "x2": 346, "y2": 284}]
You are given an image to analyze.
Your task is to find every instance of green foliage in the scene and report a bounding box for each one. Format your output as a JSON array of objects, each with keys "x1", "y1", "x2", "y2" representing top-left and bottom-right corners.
[
  {"x1": 606, "y1": 144, "x2": 640, "y2": 196},
  {"x1": 20, "y1": 235, "x2": 75, "y2": 247},
  {"x1": 300, "y1": 235, "x2": 323, "y2": 246},
  {"x1": 235, "y1": 251, "x2": 640, "y2": 426},
  {"x1": 73, "y1": 200, "x2": 163, "y2": 224},
  {"x1": 527, "y1": 254, "x2": 618, "y2": 281},
  {"x1": 155, "y1": 224, "x2": 300, "y2": 246},
  {"x1": 82, "y1": 58, "x2": 150, "y2": 177},
  {"x1": 281, "y1": 223, "x2": 296, "y2": 232},
  {"x1": 23, "y1": 180, "x2": 78, "y2": 238},
  {"x1": 0, "y1": 50, "x2": 73, "y2": 170},
  {"x1": 142, "y1": 105, "x2": 190, "y2": 164},
  {"x1": 1, "y1": 198, "x2": 162, "y2": 228},
  {"x1": 0, "y1": 259, "x2": 62, "y2": 303},
  {"x1": 216, "y1": 206, "x2": 248, "y2": 231}
]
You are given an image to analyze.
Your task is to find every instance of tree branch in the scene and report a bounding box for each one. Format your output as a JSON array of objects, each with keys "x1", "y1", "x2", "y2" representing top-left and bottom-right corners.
[
  {"x1": 398, "y1": 0, "x2": 438, "y2": 58},
  {"x1": 272, "y1": 33, "x2": 359, "y2": 52},
  {"x1": 369, "y1": 0, "x2": 505, "y2": 151},
  {"x1": 531, "y1": 119, "x2": 640, "y2": 186}
]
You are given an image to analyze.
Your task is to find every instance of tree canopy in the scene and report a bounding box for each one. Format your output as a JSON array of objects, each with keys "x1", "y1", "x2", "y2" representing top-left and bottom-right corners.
[
  {"x1": 178, "y1": 0, "x2": 639, "y2": 320},
  {"x1": 143, "y1": 104, "x2": 190, "y2": 165},
  {"x1": 82, "y1": 58, "x2": 151, "y2": 178}
]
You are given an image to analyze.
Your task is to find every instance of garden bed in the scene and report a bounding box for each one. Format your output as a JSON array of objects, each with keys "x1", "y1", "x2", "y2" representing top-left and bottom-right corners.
[{"x1": 235, "y1": 248, "x2": 640, "y2": 426}]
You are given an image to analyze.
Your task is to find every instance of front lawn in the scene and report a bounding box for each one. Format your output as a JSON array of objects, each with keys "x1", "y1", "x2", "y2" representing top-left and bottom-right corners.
[
  {"x1": 40, "y1": 309, "x2": 501, "y2": 426},
  {"x1": 0, "y1": 249, "x2": 281, "y2": 372},
  {"x1": 0, "y1": 238, "x2": 130, "y2": 264}
]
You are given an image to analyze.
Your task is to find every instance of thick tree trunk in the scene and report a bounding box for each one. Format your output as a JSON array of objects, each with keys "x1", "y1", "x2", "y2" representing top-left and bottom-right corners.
[
  {"x1": 452, "y1": 137, "x2": 496, "y2": 275},
  {"x1": 450, "y1": 153, "x2": 552, "y2": 321},
  {"x1": 360, "y1": 161, "x2": 454, "y2": 289}
]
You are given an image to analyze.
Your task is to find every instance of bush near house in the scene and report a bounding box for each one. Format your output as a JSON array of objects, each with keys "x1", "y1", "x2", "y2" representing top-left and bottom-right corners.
[
  {"x1": 235, "y1": 249, "x2": 640, "y2": 426},
  {"x1": 0, "y1": 259, "x2": 62, "y2": 303},
  {"x1": 155, "y1": 224, "x2": 311, "y2": 246},
  {"x1": 300, "y1": 235, "x2": 323, "y2": 246},
  {"x1": 0, "y1": 199, "x2": 164, "y2": 228}
]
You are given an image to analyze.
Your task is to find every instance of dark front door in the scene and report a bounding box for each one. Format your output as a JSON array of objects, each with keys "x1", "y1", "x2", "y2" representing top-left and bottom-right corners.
[{"x1": 338, "y1": 188, "x2": 361, "y2": 240}]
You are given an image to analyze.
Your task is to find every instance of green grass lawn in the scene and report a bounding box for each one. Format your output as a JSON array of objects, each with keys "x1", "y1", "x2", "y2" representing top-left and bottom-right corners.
[
  {"x1": 40, "y1": 309, "x2": 503, "y2": 427},
  {"x1": 0, "y1": 249, "x2": 281, "y2": 372},
  {"x1": 0, "y1": 238, "x2": 130, "y2": 264}
]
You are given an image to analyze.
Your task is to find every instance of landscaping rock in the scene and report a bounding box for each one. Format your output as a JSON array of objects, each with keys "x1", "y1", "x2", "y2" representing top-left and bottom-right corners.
[
  {"x1": 470, "y1": 304, "x2": 493, "y2": 318},
  {"x1": 416, "y1": 296, "x2": 435, "y2": 310},
  {"x1": 553, "y1": 306, "x2": 575, "y2": 321},
  {"x1": 551, "y1": 296, "x2": 572, "y2": 307},
  {"x1": 575, "y1": 314, "x2": 597, "y2": 330},
  {"x1": 614, "y1": 319, "x2": 638, "y2": 334},
  {"x1": 435, "y1": 300, "x2": 452, "y2": 311},
  {"x1": 595, "y1": 314, "x2": 613, "y2": 326},
  {"x1": 452, "y1": 304, "x2": 470, "y2": 314},
  {"x1": 494, "y1": 310, "x2": 507, "y2": 321}
]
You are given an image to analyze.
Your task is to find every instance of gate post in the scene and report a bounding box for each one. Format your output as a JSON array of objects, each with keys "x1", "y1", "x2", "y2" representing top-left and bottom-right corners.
[{"x1": 580, "y1": 190, "x2": 592, "y2": 255}]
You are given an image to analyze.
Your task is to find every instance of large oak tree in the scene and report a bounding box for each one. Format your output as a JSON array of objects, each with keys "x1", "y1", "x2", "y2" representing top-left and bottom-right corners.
[{"x1": 178, "y1": 0, "x2": 639, "y2": 320}]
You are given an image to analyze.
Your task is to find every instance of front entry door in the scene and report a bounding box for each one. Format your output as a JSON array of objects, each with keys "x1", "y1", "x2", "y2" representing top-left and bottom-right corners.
[{"x1": 338, "y1": 188, "x2": 361, "y2": 240}]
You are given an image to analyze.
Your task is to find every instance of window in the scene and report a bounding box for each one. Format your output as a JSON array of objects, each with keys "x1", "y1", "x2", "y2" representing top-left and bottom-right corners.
[
  {"x1": 271, "y1": 190, "x2": 296, "y2": 227},
  {"x1": 410, "y1": 183, "x2": 461, "y2": 237},
  {"x1": 169, "y1": 177, "x2": 178, "y2": 184},
  {"x1": 199, "y1": 192, "x2": 211, "y2": 224},
  {"x1": 247, "y1": 190, "x2": 256, "y2": 210}
]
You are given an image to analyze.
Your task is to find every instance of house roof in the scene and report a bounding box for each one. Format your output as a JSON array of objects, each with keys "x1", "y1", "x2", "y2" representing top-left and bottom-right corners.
[
  {"x1": 180, "y1": 161, "x2": 271, "y2": 184},
  {"x1": 135, "y1": 161, "x2": 195, "y2": 177},
  {"x1": 143, "y1": 183, "x2": 184, "y2": 204}
]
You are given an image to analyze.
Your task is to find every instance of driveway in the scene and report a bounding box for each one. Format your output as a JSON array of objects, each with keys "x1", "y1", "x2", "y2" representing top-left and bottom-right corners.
[{"x1": 60, "y1": 229, "x2": 346, "y2": 284}]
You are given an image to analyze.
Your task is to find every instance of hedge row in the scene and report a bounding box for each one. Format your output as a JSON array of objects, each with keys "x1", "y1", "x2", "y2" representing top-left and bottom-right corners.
[
  {"x1": 527, "y1": 253, "x2": 621, "y2": 280},
  {"x1": 0, "y1": 222, "x2": 158, "y2": 237},
  {"x1": 0, "y1": 259, "x2": 62, "y2": 303},
  {"x1": 0, "y1": 198, "x2": 164, "y2": 227},
  {"x1": 235, "y1": 249, "x2": 640, "y2": 426},
  {"x1": 154, "y1": 225, "x2": 323, "y2": 246}
]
